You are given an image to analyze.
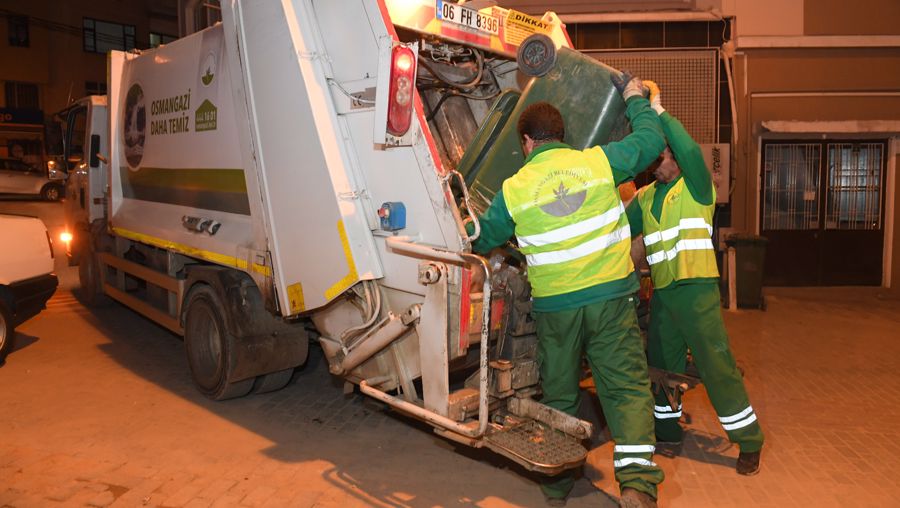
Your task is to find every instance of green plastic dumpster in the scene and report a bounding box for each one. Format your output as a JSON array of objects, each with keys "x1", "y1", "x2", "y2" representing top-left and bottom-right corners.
[
  {"x1": 460, "y1": 41, "x2": 630, "y2": 214},
  {"x1": 725, "y1": 234, "x2": 769, "y2": 309}
]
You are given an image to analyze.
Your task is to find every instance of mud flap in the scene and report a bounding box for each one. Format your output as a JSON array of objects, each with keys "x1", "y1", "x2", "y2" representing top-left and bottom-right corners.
[{"x1": 185, "y1": 266, "x2": 309, "y2": 382}]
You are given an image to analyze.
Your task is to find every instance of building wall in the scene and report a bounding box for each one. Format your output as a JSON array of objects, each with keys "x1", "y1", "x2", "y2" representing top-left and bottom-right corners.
[
  {"x1": 0, "y1": 0, "x2": 176, "y2": 115},
  {"x1": 727, "y1": 0, "x2": 900, "y2": 286},
  {"x1": 726, "y1": 0, "x2": 803, "y2": 36},
  {"x1": 892, "y1": 152, "x2": 900, "y2": 292},
  {"x1": 539, "y1": 0, "x2": 900, "y2": 286},
  {"x1": 804, "y1": 0, "x2": 900, "y2": 36},
  {"x1": 730, "y1": 47, "x2": 900, "y2": 234}
]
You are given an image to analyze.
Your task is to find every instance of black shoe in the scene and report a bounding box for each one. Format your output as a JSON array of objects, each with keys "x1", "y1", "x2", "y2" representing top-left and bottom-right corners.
[
  {"x1": 655, "y1": 436, "x2": 683, "y2": 445},
  {"x1": 736, "y1": 450, "x2": 761, "y2": 476},
  {"x1": 543, "y1": 494, "x2": 567, "y2": 507},
  {"x1": 655, "y1": 439, "x2": 683, "y2": 458},
  {"x1": 619, "y1": 488, "x2": 658, "y2": 508}
]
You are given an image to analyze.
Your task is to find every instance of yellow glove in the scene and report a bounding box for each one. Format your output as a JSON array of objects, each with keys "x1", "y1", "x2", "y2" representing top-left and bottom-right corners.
[{"x1": 643, "y1": 80, "x2": 664, "y2": 115}]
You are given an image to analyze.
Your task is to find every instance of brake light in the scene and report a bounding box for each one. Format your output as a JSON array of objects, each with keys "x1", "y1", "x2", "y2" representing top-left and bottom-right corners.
[{"x1": 386, "y1": 45, "x2": 417, "y2": 137}]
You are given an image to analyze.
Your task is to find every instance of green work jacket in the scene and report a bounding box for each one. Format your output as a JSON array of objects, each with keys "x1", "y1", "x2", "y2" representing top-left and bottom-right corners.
[
  {"x1": 503, "y1": 143, "x2": 631, "y2": 298},
  {"x1": 626, "y1": 112, "x2": 718, "y2": 289},
  {"x1": 469, "y1": 95, "x2": 665, "y2": 312}
]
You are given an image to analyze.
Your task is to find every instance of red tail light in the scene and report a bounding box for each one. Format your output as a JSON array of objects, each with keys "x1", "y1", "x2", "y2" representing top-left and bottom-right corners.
[{"x1": 386, "y1": 45, "x2": 417, "y2": 137}]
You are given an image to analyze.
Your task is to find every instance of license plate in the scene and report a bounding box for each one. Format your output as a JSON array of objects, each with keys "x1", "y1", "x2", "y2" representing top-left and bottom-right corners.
[{"x1": 435, "y1": 0, "x2": 499, "y2": 35}]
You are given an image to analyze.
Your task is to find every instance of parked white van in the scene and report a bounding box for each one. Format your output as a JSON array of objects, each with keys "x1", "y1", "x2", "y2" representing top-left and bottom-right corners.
[{"x1": 0, "y1": 214, "x2": 58, "y2": 363}]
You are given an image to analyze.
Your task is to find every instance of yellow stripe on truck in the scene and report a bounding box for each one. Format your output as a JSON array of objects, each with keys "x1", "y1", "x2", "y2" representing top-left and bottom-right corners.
[
  {"x1": 111, "y1": 227, "x2": 272, "y2": 277},
  {"x1": 325, "y1": 220, "x2": 359, "y2": 300}
]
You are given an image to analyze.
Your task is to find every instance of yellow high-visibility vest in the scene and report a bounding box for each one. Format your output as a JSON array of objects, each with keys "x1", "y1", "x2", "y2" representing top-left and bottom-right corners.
[
  {"x1": 503, "y1": 146, "x2": 633, "y2": 298},
  {"x1": 636, "y1": 178, "x2": 718, "y2": 289}
]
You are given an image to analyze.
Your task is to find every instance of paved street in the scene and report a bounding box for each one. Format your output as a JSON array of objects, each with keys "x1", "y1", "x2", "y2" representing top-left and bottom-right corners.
[{"x1": 2, "y1": 198, "x2": 899, "y2": 507}]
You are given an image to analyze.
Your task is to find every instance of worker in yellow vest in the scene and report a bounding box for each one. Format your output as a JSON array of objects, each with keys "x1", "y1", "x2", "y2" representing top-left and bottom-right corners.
[
  {"x1": 626, "y1": 82, "x2": 764, "y2": 475},
  {"x1": 468, "y1": 74, "x2": 664, "y2": 508}
]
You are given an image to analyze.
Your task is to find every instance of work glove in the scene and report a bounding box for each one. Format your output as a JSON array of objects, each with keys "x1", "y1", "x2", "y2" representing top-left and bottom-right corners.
[
  {"x1": 643, "y1": 80, "x2": 665, "y2": 115},
  {"x1": 611, "y1": 71, "x2": 644, "y2": 101}
]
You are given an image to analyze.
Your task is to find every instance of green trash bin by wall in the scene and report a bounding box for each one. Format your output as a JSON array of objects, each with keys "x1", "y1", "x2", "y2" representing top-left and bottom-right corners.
[
  {"x1": 462, "y1": 46, "x2": 630, "y2": 213},
  {"x1": 725, "y1": 234, "x2": 769, "y2": 309}
]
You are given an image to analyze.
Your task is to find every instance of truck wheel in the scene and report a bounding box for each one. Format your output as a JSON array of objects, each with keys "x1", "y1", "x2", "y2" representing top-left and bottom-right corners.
[
  {"x1": 184, "y1": 284, "x2": 254, "y2": 400},
  {"x1": 252, "y1": 368, "x2": 294, "y2": 394},
  {"x1": 0, "y1": 304, "x2": 14, "y2": 364},
  {"x1": 77, "y1": 237, "x2": 110, "y2": 307},
  {"x1": 41, "y1": 184, "x2": 62, "y2": 201}
]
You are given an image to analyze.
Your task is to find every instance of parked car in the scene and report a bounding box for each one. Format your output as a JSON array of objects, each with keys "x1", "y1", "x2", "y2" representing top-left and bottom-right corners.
[
  {"x1": 0, "y1": 214, "x2": 58, "y2": 363},
  {"x1": 0, "y1": 157, "x2": 65, "y2": 201}
]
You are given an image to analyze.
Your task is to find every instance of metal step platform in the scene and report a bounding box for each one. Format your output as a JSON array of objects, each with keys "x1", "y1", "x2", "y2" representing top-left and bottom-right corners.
[{"x1": 483, "y1": 419, "x2": 588, "y2": 475}]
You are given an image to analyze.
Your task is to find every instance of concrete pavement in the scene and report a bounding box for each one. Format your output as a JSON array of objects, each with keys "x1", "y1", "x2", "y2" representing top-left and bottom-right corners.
[{"x1": 1, "y1": 199, "x2": 899, "y2": 507}]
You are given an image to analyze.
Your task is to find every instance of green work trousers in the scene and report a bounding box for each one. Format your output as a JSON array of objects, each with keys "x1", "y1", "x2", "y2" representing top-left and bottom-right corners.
[
  {"x1": 647, "y1": 283, "x2": 764, "y2": 452},
  {"x1": 535, "y1": 295, "x2": 664, "y2": 500}
]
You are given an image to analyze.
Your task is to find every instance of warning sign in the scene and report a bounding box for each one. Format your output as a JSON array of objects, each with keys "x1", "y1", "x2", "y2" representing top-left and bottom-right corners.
[{"x1": 503, "y1": 9, "x2": 552, "y2": 47}]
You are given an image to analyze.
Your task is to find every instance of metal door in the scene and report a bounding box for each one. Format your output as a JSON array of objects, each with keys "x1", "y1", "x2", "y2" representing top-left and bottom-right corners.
[{"x1": 761, "y1": 140, "x2": 887, "y2": 286}]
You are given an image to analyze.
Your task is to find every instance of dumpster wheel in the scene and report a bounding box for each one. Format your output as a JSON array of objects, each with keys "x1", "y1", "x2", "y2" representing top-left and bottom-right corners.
[{"x1": 517, "y1": 34, "x2": 557, "y2": 77}]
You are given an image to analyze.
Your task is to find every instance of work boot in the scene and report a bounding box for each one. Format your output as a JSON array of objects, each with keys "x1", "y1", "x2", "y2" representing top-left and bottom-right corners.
[
  {"x1": 655, "y1": 439, "x2": 683, "y2": 459},
  {"x1": 736, "y1": 450, "x2": 761, "y2": 476},
  {"x1": 543, "y1": 494, "x2": 567, "y2": 507},
  {"x1": 619, "y1": 488, "x2": 657, "y2": 508}
]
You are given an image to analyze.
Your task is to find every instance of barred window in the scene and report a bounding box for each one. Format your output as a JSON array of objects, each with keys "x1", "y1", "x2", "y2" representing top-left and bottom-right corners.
[
  {"x1": 4, "y1": 81, "x2": 40, "y2": 109},
  {"x1": 8, "y1": 15, "x2": 29, "y2": 47}
]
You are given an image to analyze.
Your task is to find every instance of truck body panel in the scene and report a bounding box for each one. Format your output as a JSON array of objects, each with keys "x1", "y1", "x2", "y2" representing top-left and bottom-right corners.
[{"x1": 108, "y1": 26, "x2": 258, "y2": 274}]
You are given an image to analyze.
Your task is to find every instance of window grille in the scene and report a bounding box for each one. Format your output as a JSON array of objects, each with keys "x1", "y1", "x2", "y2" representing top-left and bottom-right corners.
[
  {"x1": 4, "y1": 81, "x2": 40, "y2": 109},
  {"x1": 825, "y1": 143, "x2": 884, "y2": 230},
  {"x1": 762, "y1": 143, "x2": 821, "y2": 231},
  {"x1": 583, "y1": 49, "x2": 718, "y2": 143}
]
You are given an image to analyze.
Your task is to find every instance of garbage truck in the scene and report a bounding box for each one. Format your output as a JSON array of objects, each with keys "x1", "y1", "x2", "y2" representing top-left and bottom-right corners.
[{"x1": 59, "y1": 0, "x2": 641, "y2": 475}]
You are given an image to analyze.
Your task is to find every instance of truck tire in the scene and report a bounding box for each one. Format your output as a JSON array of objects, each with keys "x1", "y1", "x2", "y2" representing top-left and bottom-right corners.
[
  {"x1": 184, "y1": 284, "x2": 254, "y2": 400},
  {"x1": 41, "y1": 184, "x2": 62, "y2": 201},
  {"x1": 0, "y1": 303, "x2": 13, "y2": 364},
  {"x1": 252, "y1": 368, "x2": 294, "y2": 394},
  {"x1": 77, "y1": 235, "x2": 110, "y2": 307}
]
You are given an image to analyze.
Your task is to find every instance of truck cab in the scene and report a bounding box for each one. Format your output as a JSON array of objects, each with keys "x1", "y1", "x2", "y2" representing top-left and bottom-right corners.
[{"x1": 57, "y1": 96, "x2": 108, "y2": 266}]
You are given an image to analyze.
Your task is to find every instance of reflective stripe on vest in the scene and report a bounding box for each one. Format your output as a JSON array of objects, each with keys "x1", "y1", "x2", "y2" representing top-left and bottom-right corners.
[
  {"x1": 503, "y1": 146, "x2": 633, "y2": 298},
  {"x1": 637, "y1": 178, "x2": 718, "y2": 289}
]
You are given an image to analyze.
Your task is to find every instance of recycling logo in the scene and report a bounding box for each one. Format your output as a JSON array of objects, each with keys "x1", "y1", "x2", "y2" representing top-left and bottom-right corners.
[
  {"x1": 536, "y1": 170, "x2": 588, "y2": 217},
  {"x1": 201, "y1": 52, "x2": 216, "y2": 86}
]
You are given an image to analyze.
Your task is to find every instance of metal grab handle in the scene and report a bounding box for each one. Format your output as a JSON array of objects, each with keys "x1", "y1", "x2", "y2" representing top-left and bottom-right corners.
[
  {"x1": 442, "y1": 169, "x2": 481, "y2": 243},
  {"x1": 384, "y1": 236, "x2": 492, "y2": 437}
]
